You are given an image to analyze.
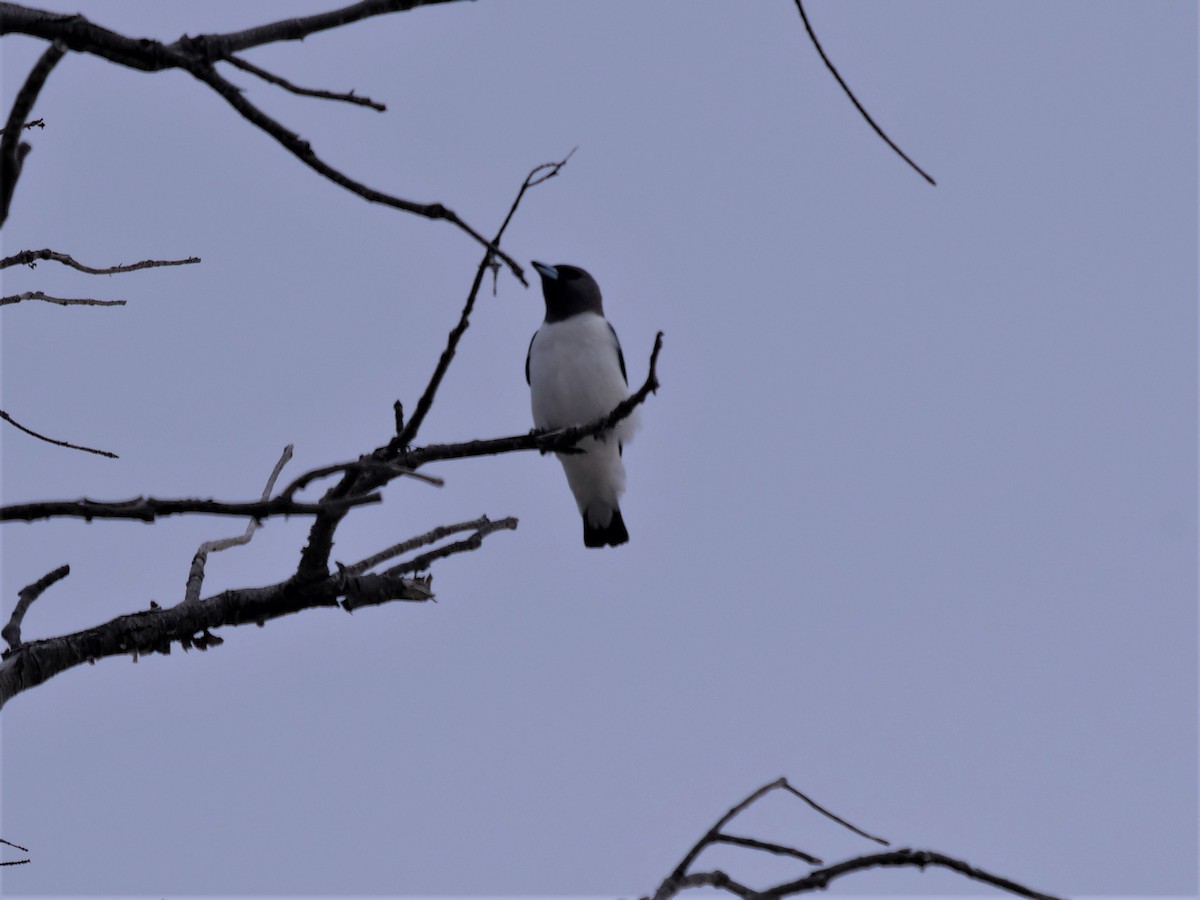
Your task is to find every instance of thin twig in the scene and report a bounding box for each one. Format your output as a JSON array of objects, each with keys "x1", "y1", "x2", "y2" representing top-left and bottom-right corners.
[
  {"x1": 2, "y1": 563, "x2": 69, "y2": 650},
  {"x1": 794, "y1": 1, "x2": 936, "y2": 185},
  {"x1": 394, "y1": 150, "x2": 575, "y2": 449},
  {"x1": 225, "y1": 55, "x2": 385, "y2": 110},
  {"x1": 0, "y1": 117, "x2": 44, "y2": 135},
  {"x1": 781, "y1": 780, "x2": 887, "y2": 845},
  {"x1": 183, "y1": 446, "x2": 293, "y2": 604},
  {"x1": 712, "y1": 833, "x2": 822, "y2": 866},
  {"x1": 278, "y1": 458, "x2": 441, "y2": 502},
  {"x1": 187, "y1": 61, "x2": 525, "y2": 282},
  {"x1": 1, "y1": 290, "x2": 126, "y2": 307},
  {"x1": 382, "y1": 516, "x2": 518, "y2": 575},
  {"x1": 0, "y1": 838, "x2": 29, "y2": 853},
  {"x1": 343, "y1": 515, "x2": 504, "y2": 575},
  {"x1": 0, "y1": 40, "x2": 67, "y2": 226},
  {"x1": 0, "y1": 248, "x2": 200, "y2": 273},
  {"x1": 0, "y1": 408, "x2": 118, "y2": 458}
]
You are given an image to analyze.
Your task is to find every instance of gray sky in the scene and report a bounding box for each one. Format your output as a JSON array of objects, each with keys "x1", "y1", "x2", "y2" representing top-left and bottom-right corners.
[{"x1": 1, "y1": 1, "x2": 1196, "y2": 897}]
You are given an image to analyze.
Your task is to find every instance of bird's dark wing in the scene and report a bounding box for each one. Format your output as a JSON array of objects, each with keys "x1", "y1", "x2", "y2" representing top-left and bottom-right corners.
[
  {"x1": 525, "y1": 332, "x2": 536, "y2": 385},
  {"x1": 608, "y1": 322, "x2": 628, "y2": 384}
]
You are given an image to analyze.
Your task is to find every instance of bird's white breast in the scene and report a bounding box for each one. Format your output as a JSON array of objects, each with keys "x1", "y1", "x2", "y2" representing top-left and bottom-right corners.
[{"x1": 528, "y1": 313, "x2": 637, "y2": 442}]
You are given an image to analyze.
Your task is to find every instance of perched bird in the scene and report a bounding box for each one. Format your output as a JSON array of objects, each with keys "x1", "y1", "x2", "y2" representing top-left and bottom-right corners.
[{"x1": 527, "y1": 261, "x2": 637, "y2": 548}]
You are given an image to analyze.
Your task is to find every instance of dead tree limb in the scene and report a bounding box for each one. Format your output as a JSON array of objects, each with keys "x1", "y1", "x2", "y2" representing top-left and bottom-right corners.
[
  {"x1": 646, "y1": 777, "x2": 1061, "y2": 900},
  {"x1": 0, "y1": 513, "x2": 514, "y2": 709}
]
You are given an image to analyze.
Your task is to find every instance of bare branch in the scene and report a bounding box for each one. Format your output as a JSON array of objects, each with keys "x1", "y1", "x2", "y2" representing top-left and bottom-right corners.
[
  {"x1": 769, "y1": 848, "x2": 1063, "y2": 900},
  {"x1": 0, "y1": 835, "x2": 31, "y2": 867},
  {"x1": 183, "y1": 446, "x2": 293, "y2": 604},
  {"x1": 0, "y1": 511, "x2": 514, "y2": 709},
  {"x1": 646, "y1": 778, "x2": 1060, "y2": 900},
  {"x1": 0, "y1": 248, "x2": 200, "y2": 273},
  {"x1": 396, "y1": 151, "x2": 575, "y2": 449},
  {"x1": 2, "y1": 563, "x2": 68, "y2": 650},
  {"x1": 343, "y1": 515, "x2": 500, "y2": 575},
  {"x1": 0, "y1": 492, "x2": 380, "y2": 523},
  {"x1": 780, "y1": 779, "x2": 887, "y2": 845},
  {"x1": 0, "y1": 39, "x2": 65, "y2": 225},
  {"x1": 794, "y1": 1, "x2": 936, "y2": 186},
  {"x1": 712, "y1": 833, "x2": 822, "y2": 866},
  {"x1": 382, "y1": 515, "x2": 518, "y2": 576},
  {"x1": 1, "y1": 290, "x2": 126, "y2": 307},
  {"x1": 0, "y1": 3, "x2": 522, "y2": 275},
  {"x1": 0, "y1": 408, "x2": 118, "y2": 458},
  {"x1": 224, "y1": 55, "x2": 385, "y2": 110},
  {"x1": 186, "y1": 60, "x2": 525, "y2": 281}
]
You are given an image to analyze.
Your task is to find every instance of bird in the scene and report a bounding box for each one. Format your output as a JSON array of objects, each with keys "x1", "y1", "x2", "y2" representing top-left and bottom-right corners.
[{"x1": 526, "y1": 261, "x2": 638, "y2": 548}]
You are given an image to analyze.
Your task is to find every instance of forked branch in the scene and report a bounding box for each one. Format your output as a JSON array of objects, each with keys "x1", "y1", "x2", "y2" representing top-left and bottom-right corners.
[{"x1": 646, "y1": 777, "x2": 1061, "y2": 900}]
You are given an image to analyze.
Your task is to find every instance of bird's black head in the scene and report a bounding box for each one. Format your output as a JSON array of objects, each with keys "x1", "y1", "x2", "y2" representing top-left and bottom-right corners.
[{"x1": 532, "y1": 261, "x2": 604, "y2": 323}]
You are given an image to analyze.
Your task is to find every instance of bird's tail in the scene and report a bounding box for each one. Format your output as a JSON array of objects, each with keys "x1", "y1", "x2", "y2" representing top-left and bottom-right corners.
[{"x1": 583, "y1": 507, "x2": 629, "y2": 548}]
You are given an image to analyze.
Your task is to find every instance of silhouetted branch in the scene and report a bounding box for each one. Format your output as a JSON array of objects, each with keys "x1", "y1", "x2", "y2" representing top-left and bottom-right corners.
[
  {"x1": 382, "y1": 515, "x2": 518, "y2": 575},
  {"x1": 646, "y1": 777, "x2": 1061, "y2": 900},
  {"x1": 396, "y1": 150, "x2": 575, "y2": 450},
  {"x1": 2, "y1": 563, "x2": 68, "y2": 650},
  {"x1": 0, "y1": 38, "x2": 65, "y2": 225},
  {"x1": 768, "y1": 848, "x2": 1063, "y2": 900},
  {"x1": 0, "y1": 835, "x2": 31, "y2": 865},
  {"x1": 0, "y1": 408, "x2": 118, "y2": 458},
  {"x1": 794, "y1": 1, "x2": 936, "y2": 185},
  {"x1": 0, "y1": 507, "x2": 515, "y2": 708},
  {"x1": 1, "y1": 290, "x2": 125, "y2": 307},
  {"x1": 0, "y1": 2, "x2": 523, "y2": 275},
  {"x1": 0, "y1": 248, "x2": 200, "y2": 273},
  {"x1": 343, "y1": 516, "x2": 501, "y2": 575},
  {"x1": 225, "y1": 54, "x2": 386, "y2": 110},
  {"x1": 0, "y1": 493, "x2": 380, "y2": 523}
]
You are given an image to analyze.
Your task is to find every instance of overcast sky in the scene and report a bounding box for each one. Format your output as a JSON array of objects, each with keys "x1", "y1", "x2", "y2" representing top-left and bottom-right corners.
[{"x1": 1, "y1": 1, "x2": 1196, "y2": 897}]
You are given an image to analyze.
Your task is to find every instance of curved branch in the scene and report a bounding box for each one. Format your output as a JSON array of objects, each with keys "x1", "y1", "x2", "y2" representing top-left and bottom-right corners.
[
  {"x1": 794, "y1": 1, "x2": 936, "y2": 185},
  {"x1": 185, "y1": 61, "x2": 524, "y2": 280},
  {"x1": 0, "y1": 39, "x2": 66, "y2": 225},
  {"x1": 0, "y1": 408, "x2": 118, "y2": 458},
  {"x1": 2, "y1": 563, "x2": 69, "y2": 650},
  {"x1": 646, "y1": 777, "x2": 1060, "y2": 900},
  {"x1": 769, "y1": 848, "x2": 1062, "y2": 900},
  {"x1": 0, "y1": 248, "x2": 200, "y2": 273}
]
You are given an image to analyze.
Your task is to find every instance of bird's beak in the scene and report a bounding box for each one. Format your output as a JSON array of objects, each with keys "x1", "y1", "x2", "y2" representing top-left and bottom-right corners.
[{"x1": 531, "y1": 261, "x2": 558, "y2": 281}]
